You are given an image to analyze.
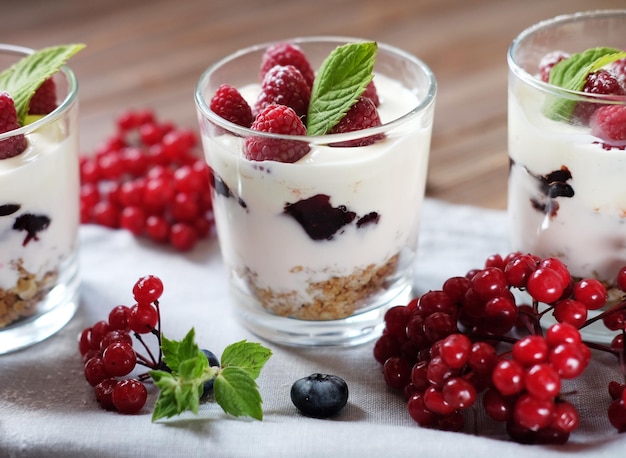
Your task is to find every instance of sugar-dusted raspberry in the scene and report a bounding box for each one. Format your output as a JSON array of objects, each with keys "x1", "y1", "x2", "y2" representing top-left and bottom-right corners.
[
  {"x1": 209, "y1": 84, "x2": 253, "y2": 128},
  {"x1": 329, "y1": 96, "x2": 385, "y2": 147},
  {"x1": 260, "y1": 43, "x2": 315, "y2": 88},
  {"x1": 363, "y1": 80, "x2": 380, "y2": 106},
  {"x1": 609, "y1": 57, "x2": 626, "y2": 80},
  {"x1": 573, "y1": 69, "x2": 626, "y2": 124},
  {"x1": 29, "y1": 77, "x2": 57, "y2": 115},
  {"x1": 255, "y1": 65, "x2": 311, "y2": 119},
  {"x1": 590, "y1": 105, "x2": 626, "y2": 149},
  {"x1": 244, "y1": 104, "x2": 309, "y2": 162},
  {"x1": 539, "y1": 51, "x2": 569, "y2": 83},
  {"x1": 0, "y1": 91, "x2": 27, "y2": 159}
]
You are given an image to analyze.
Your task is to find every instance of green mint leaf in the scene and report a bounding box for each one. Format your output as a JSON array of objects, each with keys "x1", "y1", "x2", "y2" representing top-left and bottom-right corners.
[
  {"x1": 221, "y1": 340, "x2": 273, "y2": 379},
  {"x1": 544, "y1": 47, "x2": 626, "y2": 120},
  {"x1": 150, "y1": 329, "x2": 208, "y2": 422},
  {"x1": 306, "y1": 41, "x2": 377, "y2": 136},
  {"x1": 151, "y1": 331, "x2": 271, "y2": 422},
  {"x1": 0, "y1": 44, "x2": 84, "y2": 125},
  {"x1": 161, "y1": 328, "x2": 207, "y2": 373},
  {"x1": 214, "y1": 366, "x2": 264, "y2": 420}
]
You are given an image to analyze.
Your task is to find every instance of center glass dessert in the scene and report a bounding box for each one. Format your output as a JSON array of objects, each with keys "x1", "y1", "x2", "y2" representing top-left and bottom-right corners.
[{"x1": 195, "y1": 37, "x2": 436, "y2": 346}]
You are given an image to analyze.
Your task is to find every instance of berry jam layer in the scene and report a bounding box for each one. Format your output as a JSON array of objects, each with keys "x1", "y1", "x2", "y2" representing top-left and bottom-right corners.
[
  {"x1": 203, "y1": 74, "x2": 430, "y2": 320},
  {"x1": 508, "y1": 83, "x2": 626, "y2": 289}
]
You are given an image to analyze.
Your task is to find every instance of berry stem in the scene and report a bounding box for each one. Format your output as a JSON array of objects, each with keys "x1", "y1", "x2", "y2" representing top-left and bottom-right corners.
[
  {"x1": 133, "y1": 331, "x2": 159, "y2": 369},
  {"x1": 579, "y1": 300, "x2": 626, "y2": 329}
]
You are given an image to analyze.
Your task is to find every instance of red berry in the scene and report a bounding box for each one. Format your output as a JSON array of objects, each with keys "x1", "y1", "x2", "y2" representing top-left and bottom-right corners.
[
  {"x1": 573, "y1": 278, "x2": 607, "y2": 310},
  {"x1": 102, "y1": 341, "x2": 137, "y2": 377},
  {"x1": 29, "y1": 77, "x2": 58, "y2": 115},
  {"x1": 590, "y1": 105, "x2": 626, "y2": 149},
  {"x1": 329, "y1": 97, "x2": 385, "y2": 147},
  {"x1": 209, "y1": 84, "x2": 254, "y2": 128},
  {"x1": 169, "y1": 222, "x2": 198, "y2": 251},
  {"x1": 492, "y1": 359, "x2": 525, "y2": 396},
  {"x1": 0, "y1": 92, "x2": 27, "y2": 159},
  {"x1": 111, "y1": 379, "x2": 147, "y2": 414},
  {"x1": 574, "y1": 69, "x2": 626, "y2": 124},
  {"x1": 255, "y1": 65, "x2": 311, "y2": 118},
  {"x1": 133, "y1": 275, "x2": 164, "y2": 304},
  {"x1": 260, "y1": 42, "x2": 315, "y2": 88},
  {"x1": 512, "y1": 335, "x2": 548, "y2": 366},
  {"x1": 526, "y1": 267, "x2": 565, "y2": 304},
  {"x1": 128, "y1": 303, "x2": 158, "y2": 334},
  {"x1": 539, "y1": 50, "x2": 569, "y2": 83},
  {"x1": 245, "y1": 104, "x2": 309, "y2": 162},
  {"x1": 525, "y1": 363, "x2": 561, "y2": 400},
  {"x1": 363, "y1": 80, "x2": 380, "y2": 106},
  {"x1": 84, "y1": 357, "x2": 110, "y2": 387},
  {"x1": 94, "y1": 378, "x2": 118, "y2": 411}
]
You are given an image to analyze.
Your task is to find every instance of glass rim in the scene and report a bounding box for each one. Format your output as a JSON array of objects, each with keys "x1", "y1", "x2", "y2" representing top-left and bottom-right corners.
[
  {"x1": 194, "y1": 36, "x2": 437, "y2": 143},
  {"x1": 507, "y1": 9, "x2": 626, "y2": 103},
  {"x1": 0, "y1": 43, "x2": 79, "y2": 140}
]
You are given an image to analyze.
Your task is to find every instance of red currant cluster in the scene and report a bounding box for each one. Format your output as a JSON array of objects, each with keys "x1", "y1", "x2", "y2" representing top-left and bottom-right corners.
[
  {"x1": 78, "y1": 275, "x2": 165, "y2": 414},
  {"x1": 79, "y1": 109, "x2": 214, "y2": 251},
  {"x1": 374, "y1": 252, "x2": 626, "y2": 444}
]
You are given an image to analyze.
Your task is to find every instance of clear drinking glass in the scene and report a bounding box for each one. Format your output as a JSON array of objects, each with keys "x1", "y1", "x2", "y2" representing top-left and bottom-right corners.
[
  {"x1": 195, "y1": 37, "x2": 436, "y2": 346},
  {"x1": 507, "y1": 10, "x2": 626, "y2": 340},
  {"x1": 0, "y1": 44, "x2": 80, "y2": 353}
]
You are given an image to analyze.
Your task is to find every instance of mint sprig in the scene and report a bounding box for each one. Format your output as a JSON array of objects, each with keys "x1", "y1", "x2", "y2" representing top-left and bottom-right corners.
[
  {"x1": 306, "y1": 41, "x2": 377, "y2": 136},
  {"x1": 0, "y1": 44, "x2": 85, "y2": 124},
  {"x1": 149, "y1": 329, "x2": 272, "y2": 422},
  {"x1": 543, "y1": 47, "x2": 626, "y2": 121}
]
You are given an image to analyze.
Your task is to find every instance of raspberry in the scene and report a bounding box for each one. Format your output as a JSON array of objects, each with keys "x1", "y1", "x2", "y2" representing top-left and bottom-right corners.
[
  {"x1": 538, "y1": 51, "x2": 569, "y2": 83},
  {"x1": 609, "y1": 57, "x2": 626, "y2": 80},
  {"x1": 0, "y1": 92, "x2": 27, "y2": 159},
  {"x1": 255, "y1": 65, "x2": 311, "y2": 118},
  {"x1": 329, "y1": 96, "x2": 384, "y2": 147},
  {"x1": 244, "y1": 104, "x2": 309, "y2": 162},
  {"x1": 209, "y1": 84, "x2": 253, "y2": 128},
  {"x1": 28, "y1": 77, "x2": 57, "y2": 115},
  {"x1": 573, "y1": 69, "x2": 626, "y2": 124},
  {"x1": 363, "y1": 80, "x2": 380, "y2": 106},
  {"x1": 590, "y1": 105, "x2": 626, "y2": 148},
  {"x1": 260, "y1": 43, "x2": 315, "y2": 88}
]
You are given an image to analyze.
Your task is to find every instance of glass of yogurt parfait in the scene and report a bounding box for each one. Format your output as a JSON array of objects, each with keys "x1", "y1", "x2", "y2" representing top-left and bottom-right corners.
[
  {"x1": 0, "y1": 44, "x2": 81, "y2": 353},
  {"x1": 195, "y1": 37, "x2": 436, "y2": 346},
  {"x1": 507, "y1": 11, "x2": 626, "y2": 340}
]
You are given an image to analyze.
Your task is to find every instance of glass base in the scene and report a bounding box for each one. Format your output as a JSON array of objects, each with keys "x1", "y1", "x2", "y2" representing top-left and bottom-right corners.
[
  {"x1": 0, "y1": 257, "x2": 80, "y2": 355},
  {"x1": 232, "y1": 283, "x2": 413, "y2": 347}
]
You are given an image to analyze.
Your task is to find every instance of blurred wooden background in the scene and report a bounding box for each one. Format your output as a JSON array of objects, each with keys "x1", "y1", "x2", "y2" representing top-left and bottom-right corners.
[{"x1": 4, "y1": 0, "x2": 624, "y2": 209}]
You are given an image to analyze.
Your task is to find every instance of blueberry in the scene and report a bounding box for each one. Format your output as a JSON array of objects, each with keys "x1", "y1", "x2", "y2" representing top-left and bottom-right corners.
[
  {"x1": 290, "y1": 373, "x2": 349, "y2": 418},
  {"x1": 201, "y1": 349, "x2": 220, "y2": 398}
]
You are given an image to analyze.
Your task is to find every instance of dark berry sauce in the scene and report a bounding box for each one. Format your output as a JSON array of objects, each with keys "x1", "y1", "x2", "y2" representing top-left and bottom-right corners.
[
  {"x1": 284, "y1": 194, "x2": 380, "y2": 241},
  {"x1": 13, "y1": 213, "x2": 51, "y2": 246},
  {"x1": 512, "y1": 161, "x2": 574, "y2": 218},
  {"x1": 209, "y1": 170, "x2": 247, "y2": 209}
]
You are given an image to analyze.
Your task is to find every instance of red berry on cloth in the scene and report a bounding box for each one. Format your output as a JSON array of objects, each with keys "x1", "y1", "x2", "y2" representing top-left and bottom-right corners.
[
  {"x1": 209, "y1": 84, "x2": 253, "y2": 128},
  {"x1": 330, "y1": 96, "x2": 384, "y2": 147},
  {"x1": 29, "y1": 77, "x2": 57, "y2": 115},
  {"x1": 260, "y1": 43, "x2": 315, "y2": 88},
  {"x1": 0, "y1": 92, "x2": 27, "y2": 159},
  {"x1": 590, "y1": 105, "x2": 626, "y2": 149},
  {"x1": 255, "y1": 65, "x2": 311, "y2": 118},
  {"x1": 244, "y1": 104, "x2": 309, "y2": 162}
]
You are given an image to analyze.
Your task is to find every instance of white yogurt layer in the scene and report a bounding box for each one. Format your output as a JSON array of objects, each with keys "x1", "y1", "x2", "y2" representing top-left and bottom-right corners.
[
  {"x1": 0, "y1": 119, "x2": 80, "y2": 289},
  {"x1": 508, "y1": 82, "x2": 626, "y2": 284},
  {"x1": 202, "y1": 73, "x2": 431, "y2": 306}
]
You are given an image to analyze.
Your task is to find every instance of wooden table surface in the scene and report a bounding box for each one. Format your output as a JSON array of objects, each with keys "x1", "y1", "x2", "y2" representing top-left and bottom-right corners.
[{"x1": 5, "y1": 0, "x2": 624, "y2": 209}]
